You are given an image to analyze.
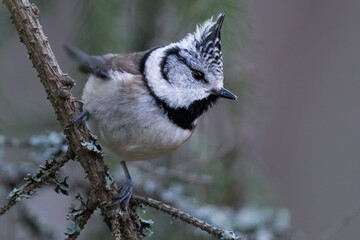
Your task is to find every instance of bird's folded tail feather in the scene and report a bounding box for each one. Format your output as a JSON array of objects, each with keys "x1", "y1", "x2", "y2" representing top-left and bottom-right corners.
[{"x1": 63, "y1": 45, "x2": 109, "y2": 78}]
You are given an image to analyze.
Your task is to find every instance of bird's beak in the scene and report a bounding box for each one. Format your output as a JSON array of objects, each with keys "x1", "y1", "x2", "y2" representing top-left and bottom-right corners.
[{"x1": 212, "y1": 88, "x2": 237, "y2": 100}]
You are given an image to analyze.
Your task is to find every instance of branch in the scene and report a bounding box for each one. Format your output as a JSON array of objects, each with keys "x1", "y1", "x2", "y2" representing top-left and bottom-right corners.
[
  {"x1": 3, "y1": 0, "x2": 139, "y2": 239},
  {"x1": 65, "y1": 192, "x2": 98, "y2": 240},
  {"x1": 136, "y1": 162, "x2": 213, "y2": 185},
  {"x1": 0, "y1": 149, "x2": 74, "y2": 216},
  {"x1": 132, "y1": 195, "x2": 245, "y2": 240},
  {"x1": 17, "y1": 204, "x2": 56, "y2": 240},
  {"x1": 320, "y1": 203, "x2": 360, "y2": 240}
]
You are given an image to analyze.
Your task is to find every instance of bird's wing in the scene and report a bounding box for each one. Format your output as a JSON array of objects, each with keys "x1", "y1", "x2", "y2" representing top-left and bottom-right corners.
[{"x1": 64, "y1": 45, "x2": 147, "y2": 79}]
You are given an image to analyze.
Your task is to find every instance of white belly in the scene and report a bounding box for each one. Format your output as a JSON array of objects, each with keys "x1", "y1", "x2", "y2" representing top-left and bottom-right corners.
[
  {"x1": 83, "y1": 74, "x2": 194, "y2": 161},
  {"x1": 87, "y1": 116, "x2": 194, "y2": 161}
]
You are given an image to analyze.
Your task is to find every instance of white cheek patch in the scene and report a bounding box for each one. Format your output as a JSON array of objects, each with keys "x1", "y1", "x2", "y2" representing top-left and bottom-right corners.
[{"x1": 145, "y1": 46, "x2": 209, "y2": 109}]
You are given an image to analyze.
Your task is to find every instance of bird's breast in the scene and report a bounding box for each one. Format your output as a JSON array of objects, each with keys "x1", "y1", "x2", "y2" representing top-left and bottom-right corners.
[
  {"x1": 87, "y1": 113, "x2": 194, "y2": 161},
  {"x1": 82, "y1": 74, "x2": 195, "y2": 161}
]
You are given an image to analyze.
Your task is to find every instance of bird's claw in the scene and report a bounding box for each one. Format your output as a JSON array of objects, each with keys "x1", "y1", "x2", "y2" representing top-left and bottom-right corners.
[
  {"x1": 65, "y1": 109, "x2": 89, "y2": 129},
  {"x1": 111, "y1": 179, "x2": 133, "y2": 207}
]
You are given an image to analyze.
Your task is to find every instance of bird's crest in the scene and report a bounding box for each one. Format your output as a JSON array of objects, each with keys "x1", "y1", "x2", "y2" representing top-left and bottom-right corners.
[{"x1": 179, "y1": 13, "x2": 225, "y2": 74}]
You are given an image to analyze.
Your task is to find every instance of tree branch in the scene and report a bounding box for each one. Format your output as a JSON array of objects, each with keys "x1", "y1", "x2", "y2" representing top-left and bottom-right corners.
[
  {"x1": 3, "y1": 0, "x2": 139, "y2": 239},
  {"x1": 0, "y1": 149, "x2": 74, "y2": 216},
  {"x1": 16, "y1": 203, "x2": 56, "y2": 240},
  {"x1": 320, "y1": 203, "x2": 360, "y2": 240},
  {"x1": 132, "y1": 195, "x2": 245, "y2": 240},
  {"x1": 65, "y1": 192, "x2": 99, "y2": 240}
]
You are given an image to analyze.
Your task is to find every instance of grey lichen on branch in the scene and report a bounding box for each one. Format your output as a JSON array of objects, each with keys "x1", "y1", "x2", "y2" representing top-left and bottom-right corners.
[
  {"x1": 132, "y1": 195, "x2": 246, "y2": 240},
  {"x1": 65, "y1": 192, "x2": 99, "y2": 240},
  {"x1": 0, "y1": 149, "x2": 75, "y2": 216}
]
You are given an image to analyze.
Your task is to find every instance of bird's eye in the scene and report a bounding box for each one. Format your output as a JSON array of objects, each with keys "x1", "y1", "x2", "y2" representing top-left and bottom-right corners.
[{"x1": 192, "y1": 70, "x2": 204, "y2": 81}]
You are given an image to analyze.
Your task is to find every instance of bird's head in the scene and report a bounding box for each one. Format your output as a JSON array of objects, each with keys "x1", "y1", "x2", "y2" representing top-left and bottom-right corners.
[{"x1": 142, "y1": 13, "x2": 236, "y2": 129}]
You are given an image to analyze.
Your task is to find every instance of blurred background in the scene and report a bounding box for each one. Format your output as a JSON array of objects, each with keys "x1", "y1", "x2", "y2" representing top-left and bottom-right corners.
[{"x1": 1, "y1": 0, "x2": 359, "y2": 239}]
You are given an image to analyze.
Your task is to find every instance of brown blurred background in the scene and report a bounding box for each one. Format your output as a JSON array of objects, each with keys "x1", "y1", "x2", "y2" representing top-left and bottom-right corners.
[
  {"x1": 245, "y1": 1, "x2": 360, "y2": 239},
  {"x1": 1, "y1": 0, "x2": 360, "y2": 240}
]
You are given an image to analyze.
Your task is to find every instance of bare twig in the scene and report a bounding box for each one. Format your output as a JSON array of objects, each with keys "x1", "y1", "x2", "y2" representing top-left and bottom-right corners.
[
  {"x1": 135, "y1": 162, "x2": 213, "y2": 185},
  {"x1": 0, "y1": 149, "x2": 74, "y2": 216},
  {"x1": 3, "y1": 0, "x2": 139, "y2": 239},
  {"x1": 17, "y1": 204, "x2": 55, "y2": 240},
  {"x1": 320, "y1": 203, "x2": 360, "y2": 240},
  {"x1": 132, "y1": 195, "x2": 245, "y2": 240}
]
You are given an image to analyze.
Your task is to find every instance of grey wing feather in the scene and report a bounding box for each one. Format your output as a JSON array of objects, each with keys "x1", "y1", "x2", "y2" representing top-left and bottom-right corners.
[{"x1": 64, "y1": 45, "x2": 147, "y2": 79}]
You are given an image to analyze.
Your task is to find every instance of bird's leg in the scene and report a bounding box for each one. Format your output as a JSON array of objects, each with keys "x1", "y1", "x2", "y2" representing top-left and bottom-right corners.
[
  {"x1": 111, "y1": 161, "x2": 134, "y2": 207},
  {"x1": 65, "y1": 100, "x2": 89, "y2": 128}
]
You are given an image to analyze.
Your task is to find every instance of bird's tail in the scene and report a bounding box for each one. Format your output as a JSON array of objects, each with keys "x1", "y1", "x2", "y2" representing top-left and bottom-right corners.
[
  {"x1": 64, "y1": 45, "x2": 107, "y2": 78},
  {"x1": 64, "y1": 45, "x2": 90, "y2": 65}
]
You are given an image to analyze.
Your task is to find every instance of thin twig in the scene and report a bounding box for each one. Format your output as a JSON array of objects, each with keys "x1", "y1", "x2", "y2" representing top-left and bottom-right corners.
[
  {"x1": 320, "y1": 203, "x2": 360, "y2": 240},
  {"x1": 17, "y1": 204, "x2": 55, "y2": 240},
  {"x1": 0, "y1": 149, "x2": 74, "y2": 216},
  {"x1": 135, "y1": 162, "x2": 213, "y2": 185},
  {"x1": 132, "y1": 195, "x2": 245, "y2": 240},
  {"x1": 65, "y1": 191, "x2": 99, "y2": 240}
]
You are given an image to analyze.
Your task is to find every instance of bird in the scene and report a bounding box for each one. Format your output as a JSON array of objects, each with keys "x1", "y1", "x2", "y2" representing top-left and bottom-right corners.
[{"x1": 65, "y1": 13, "x2": 237, "y2": 207}]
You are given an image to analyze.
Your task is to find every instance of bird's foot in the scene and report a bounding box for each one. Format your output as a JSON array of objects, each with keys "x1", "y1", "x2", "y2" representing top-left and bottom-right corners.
[
  {"x1": 65, "y1": 109, "x2": 89, "y2": 129},
  {"x1": 111, "y1": 179, "x2": 134, "y2": 207}
]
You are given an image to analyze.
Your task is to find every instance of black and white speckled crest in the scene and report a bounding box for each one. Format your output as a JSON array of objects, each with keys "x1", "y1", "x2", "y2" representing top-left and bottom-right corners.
[{"x1": 195, "y1": 13, "x2": 225, "y2": 76}]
